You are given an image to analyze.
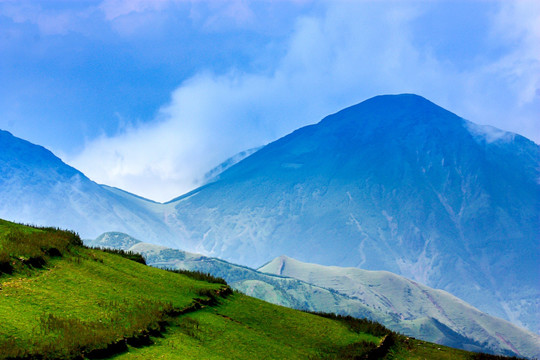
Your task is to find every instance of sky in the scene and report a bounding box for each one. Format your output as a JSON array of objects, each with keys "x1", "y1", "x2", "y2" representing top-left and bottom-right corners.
[{"x1": 1, "y1": 0, "x2": 539, "y2": 202}]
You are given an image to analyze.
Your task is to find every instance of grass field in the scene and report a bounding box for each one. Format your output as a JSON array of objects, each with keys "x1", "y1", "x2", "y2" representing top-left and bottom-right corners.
[
  {"x1": 0, "y1": 220, "x2": 221, "y2": 358},
  {"x1": 113, "y1": 293, "x2": 382, "y2": 359}
]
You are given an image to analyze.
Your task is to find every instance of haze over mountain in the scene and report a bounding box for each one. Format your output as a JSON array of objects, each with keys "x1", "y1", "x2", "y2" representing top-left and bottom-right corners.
[
  {"x1": 0, "y1": 94, "x2": 537, "y2": 335},
  {"x1": 0, "y1": 130, "x2": 174, "y2": 243},
  {"x1": 163, "y1": 94, "x2": 539, "y2": 332}
]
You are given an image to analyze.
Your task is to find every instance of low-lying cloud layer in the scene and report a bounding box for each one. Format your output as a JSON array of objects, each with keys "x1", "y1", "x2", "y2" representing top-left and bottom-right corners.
[{"x1": 68, "y1": 1, "x2": 540, "y2": 202}]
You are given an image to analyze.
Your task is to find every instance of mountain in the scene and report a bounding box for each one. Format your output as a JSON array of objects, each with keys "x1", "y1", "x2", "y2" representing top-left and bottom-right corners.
[
  {"x1": 260, "y1": 256, "x2": 540, "y2": 358},
  {"x1": 162, "y1": 94, "x2": 539, "y2": 333},
  {"x1": 1, "y1": 94, "x2": 538, "y2": 334},
  {"x1": 0, "y1": 219, "x2": 381, "y2": 359},
  {"x1": 88, "y1": 232, "x2": 540, "y2": 358},
  {"x1": 85, "y1": 233, "x2": 384, "y2": 322},
  {"x1": 87, "y1": 231, "x2": 144, "y2": 249},
  {"x1": 0, "y1": 130, "x2": 174, "y2": 244}
]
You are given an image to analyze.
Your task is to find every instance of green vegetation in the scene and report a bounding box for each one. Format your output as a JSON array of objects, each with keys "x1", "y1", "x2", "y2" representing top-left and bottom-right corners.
[
  {"x1": 88, "y1": 247, "x2": 147, "y2": 265},
  {"x1": 0, "y1": 220, "x2": 527, "y2": 359},
  {"x1": 113, "y1": 293, "x2": 381, "y2": 360},
  {"x1": 0, "y1": 220, "x2": 222, "y2": 359},
  {"x1": 307, "y1": 312, "x2": 394, "y2": 338},
  {"x1": 165, "y1": 268, "x2": 227, "y2": 285},
  {"x1": 0, "y1": 219, "x2": 82, "y2": 276}
]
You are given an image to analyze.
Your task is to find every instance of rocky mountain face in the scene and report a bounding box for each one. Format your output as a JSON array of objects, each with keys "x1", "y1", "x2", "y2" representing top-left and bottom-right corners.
[{"x1": 163, "y1": 95, "x2": 539, "y2": 332}]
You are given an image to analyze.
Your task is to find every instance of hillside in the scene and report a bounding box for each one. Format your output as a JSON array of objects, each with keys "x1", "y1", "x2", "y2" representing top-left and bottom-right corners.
[
  {"x1": 0, "y1": 220, "x2": 385, "y2": 359},
  {"x1": 1, "y1": 94, "x2": 538, "y2": 335},
  {"x1": 260, "y1": 256, "x2": 540, "y2": 359},
  {"x1": 87, "y1": 232, "x2": 540, "y2": 358},
  {"x1": 86, "y1": 233, "x2": 386, "y2": 321},
  {"x1": 1, "y1": 219, "x2": 526, "y2": 360}
]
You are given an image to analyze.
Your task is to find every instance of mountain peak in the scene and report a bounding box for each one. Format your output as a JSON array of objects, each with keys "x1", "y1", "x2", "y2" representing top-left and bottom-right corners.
[
  {"x1": 319, "y1": 93, "x2": 461, "y2": 134},
  {"x1": 258, "y1": 255, "x2": 293, "y2": 275},
  {"x1": 355, "y1": 93, "x2": 434, "y2": 107}
]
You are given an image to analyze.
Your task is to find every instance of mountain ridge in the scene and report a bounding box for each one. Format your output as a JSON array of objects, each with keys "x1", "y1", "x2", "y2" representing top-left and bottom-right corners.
[
  {"x1": 0, "y1": 129, "x2": 175, "y2": 244},
  {"x1": 259, "y1": 255, "x2": 540, "y2": 358}
]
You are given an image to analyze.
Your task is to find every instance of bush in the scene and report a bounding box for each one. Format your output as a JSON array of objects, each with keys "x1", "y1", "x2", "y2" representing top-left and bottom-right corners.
[
  {"x1": 470, "y1": 353, "x2": 525, "y2": 360},
  {"x1": 0, "y1": 299, "x2": 177, "y2": 359},
  {"x1": 92, "y1": 248, "x2": 147, "y2": 265},
  {"x1": 306, "y1": 312, "x2": 393, "y2": 338},
  {"x1": 178, "y1": 317, "x2": 200, "y2": 339},
  {"x1": 0, "y1": 227, "x2": 83, "y2": 276},
  {"x1": 166, "y1": 268, "x2": 227, "y2": 285}
]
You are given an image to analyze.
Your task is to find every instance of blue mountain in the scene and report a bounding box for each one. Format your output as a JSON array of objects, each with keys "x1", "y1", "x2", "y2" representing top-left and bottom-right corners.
[
  {"x1": 1, "y1": 94, "x2": 537, "y2": 335},
  {"x1": 165, "y1": 94, "x2": 539, "y2": 332},
  {"x1": 0, "y1": 129, "x2": 174, "y2": 243}
]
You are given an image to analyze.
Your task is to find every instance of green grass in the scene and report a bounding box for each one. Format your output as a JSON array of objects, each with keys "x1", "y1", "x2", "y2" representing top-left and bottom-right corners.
[
  {"x1": 386, "y1": 337, "x2": 525, "y2": 360},
  {"x1": 0, "y1": 220, "x2": 525, "y2": 359},
  {"x1": 0, "y1": 220, "x2": 222, "y2": 359},
  {"x1": 0, "y1": 220, "x2": 379, "y2": 359},
  {"x1": 0, "y1": 219, "x2": 81, "y2": 276},
  {"x1": 112, "y1": 293, "x2": 381, "y2": 360}
]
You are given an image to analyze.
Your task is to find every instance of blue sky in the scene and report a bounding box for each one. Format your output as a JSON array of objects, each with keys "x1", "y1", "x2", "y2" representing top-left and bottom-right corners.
[{"x1": 1, "y1": 0, "x2": 539, "y2": 202}]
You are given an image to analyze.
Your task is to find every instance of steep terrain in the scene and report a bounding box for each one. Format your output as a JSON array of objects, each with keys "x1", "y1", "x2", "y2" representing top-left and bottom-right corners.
[
  {"x1": 163, "y1": 95, "x2": 539, "y2": 332},
  {"x1": 201, "y1": 146, "x2": 264, "y2": 185},
  {"x1": 86, "y1": 233, "x2": 385, "y2": 322},
  {"x1": 260, "y1": 256, "x2": 540, "y2": 358},
  {"x1": 88, "y1": 232, "x2": 540, "y2": 358}
]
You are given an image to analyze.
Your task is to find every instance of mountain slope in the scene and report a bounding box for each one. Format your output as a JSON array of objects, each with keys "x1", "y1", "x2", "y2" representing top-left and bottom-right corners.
[
  {"x1": 3, "y1": 219, "x2": 488, "y2": 360},
  {"x1": 163, "y1": 94, "x2": 539, "y2": 332},
  {"x1": 201, "y1": 146, "x2": 264, "y2": 185},
  {"x1": 0, "y1": 130, "x2": 174, "y2": 243},
  {"x1": 259, "y1": 255, "x2": 540, "y2": 359},
  {"x1": 88, "y1": 232, "x2": 540, "y2": 358},
  {"x1": 85, "y1": 233, "x2": 385, "y2": 321},
  {"x1": 1, "y1": 94, "x2": 537, "y2": 335}
]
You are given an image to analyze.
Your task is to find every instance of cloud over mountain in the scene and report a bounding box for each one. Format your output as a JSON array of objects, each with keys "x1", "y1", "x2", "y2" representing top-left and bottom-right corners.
[{"x1": 66, "y1": 1, "x2": 540, "y2": 202}]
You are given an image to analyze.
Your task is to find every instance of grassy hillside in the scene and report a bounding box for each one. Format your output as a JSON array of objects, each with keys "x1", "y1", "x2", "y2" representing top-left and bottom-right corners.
[
  {"x1": 0, "y1": 220, "x2": 525, "y2": 359},
  {"x1": 0, "y1": 220, "x2": 223, "y2": 358},
  {"x1": 86, "y1": 233, "x2": 539, "y2": 358}
]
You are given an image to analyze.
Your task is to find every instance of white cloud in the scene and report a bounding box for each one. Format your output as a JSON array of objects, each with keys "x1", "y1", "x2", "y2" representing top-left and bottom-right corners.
[
  {"x1": 493, "y1": 1, "x2": 540, "y2": 106},
  {"x1": 450, "y1": 1, "x2": 540, "y2": 141},
  {"x1": 69, "y1": 1, "x2": 540, "y2": 202}
]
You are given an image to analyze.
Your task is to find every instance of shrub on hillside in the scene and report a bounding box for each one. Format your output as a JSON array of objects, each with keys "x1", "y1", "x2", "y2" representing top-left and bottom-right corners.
[
  {"x1": 307, "y1": 312, "x2": 393, "y2": 338},
  {"x1": 93, "y1": 247, "x2": 147, "y2": 265},
  {"x1": 166, "y1": 268, "x2": 227, "y2": 285},
  {"x1": 0, "y1": 227, "x2": 83, "y2": 276},
  {"x1": 0, "y1": 299, "x2": 177, "y2": 359}
]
